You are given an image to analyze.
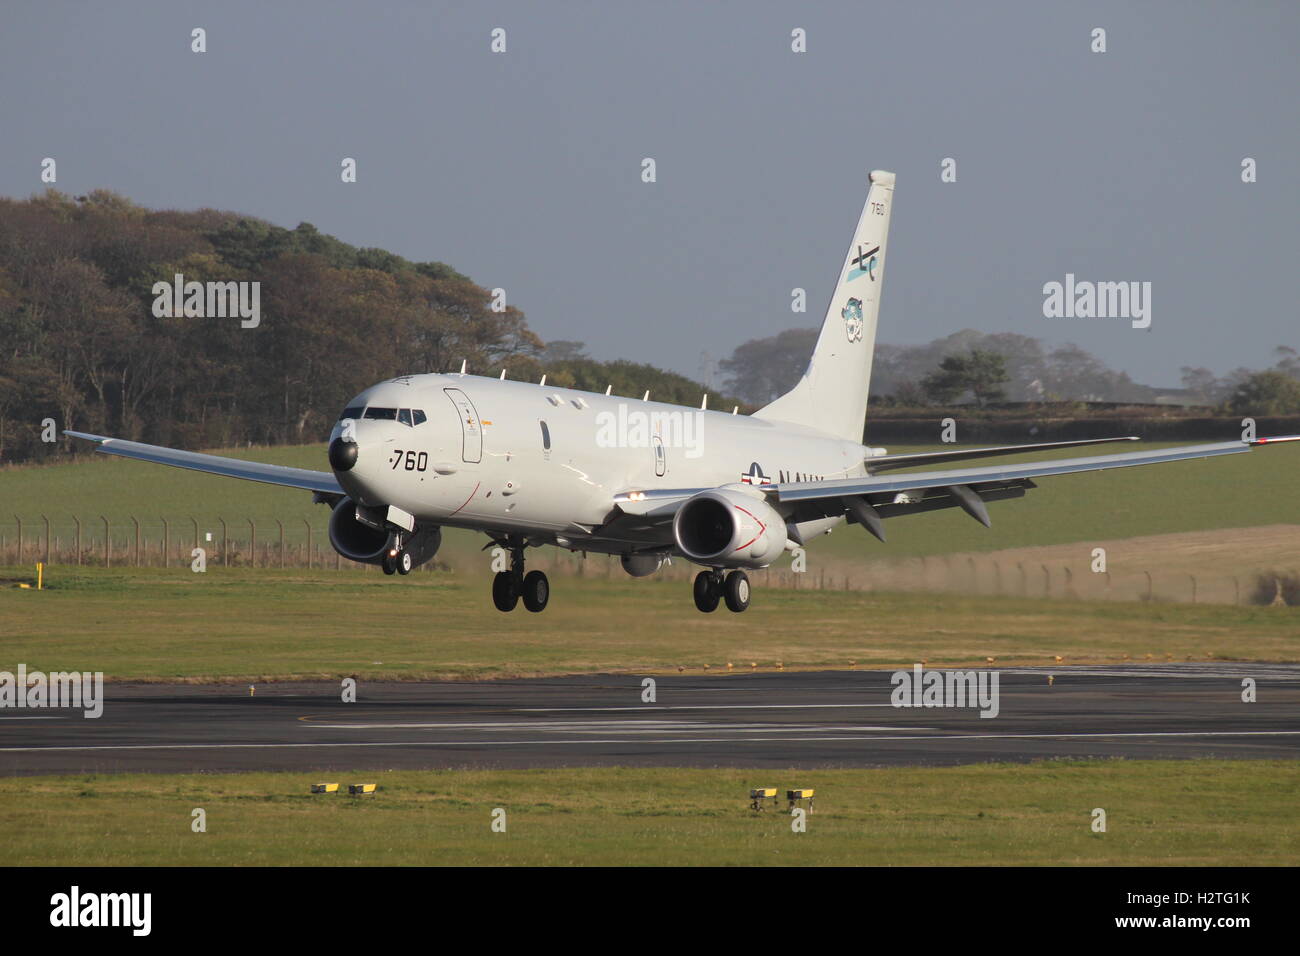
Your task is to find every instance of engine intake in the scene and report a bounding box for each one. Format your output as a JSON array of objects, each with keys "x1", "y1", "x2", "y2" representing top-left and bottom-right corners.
[
  {"x1": 673, "y1": 488, "x2": 787, "y2": 569},
  {"x1": 328, "y1": 498, "x2": 441, "y2": 568}
]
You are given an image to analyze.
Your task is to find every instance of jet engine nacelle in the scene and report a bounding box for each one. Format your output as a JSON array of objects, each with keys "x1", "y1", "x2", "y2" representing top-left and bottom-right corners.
[
  {"x1": 672, "y1": 487, "x2": 787, "y2": 569},
  {"x1": 328, "y1": 498, "x2": 442, "y2": 568}
]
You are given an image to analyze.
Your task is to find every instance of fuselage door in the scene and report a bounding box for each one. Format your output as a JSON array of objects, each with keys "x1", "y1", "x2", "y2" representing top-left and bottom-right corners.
[{"x1": 444, "y1": 387, "x2": 482, "y2": 463}]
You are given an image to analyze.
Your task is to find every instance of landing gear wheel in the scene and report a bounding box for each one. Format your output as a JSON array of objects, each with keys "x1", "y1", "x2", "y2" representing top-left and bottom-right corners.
[
  {"x1": 522, "y1": 570, "x2": 550, "y2": 613},
  {"x1": 492, "y1": 571, "x2": 518, "y2": 612},
  {"x1": 724, "y1": 570, "x2": 751, "y2": 613},
  {"x1": 382, "y1": 553, "x2": 397, "y2": 575},
  {"x1": 693, "y1": 571, "x2": 721, "y2": 613},
  {"x1": 396, "y1": 551, "x2": 413, "y2": 575}
]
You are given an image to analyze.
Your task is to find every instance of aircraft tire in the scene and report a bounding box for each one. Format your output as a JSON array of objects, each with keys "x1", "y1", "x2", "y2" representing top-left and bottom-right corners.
[
  {"x1": 492, "y1": 571, "x2": 518, "y2": 612},
  {"x1": 693, "y1": 571, "x2": 720, "y2": 613},
  {"x1": 522, "y1": 570, "x2": 549, "y2": 612},
  {"x1": 724, "y1": 570, "x2": 750, "y2": 612}
]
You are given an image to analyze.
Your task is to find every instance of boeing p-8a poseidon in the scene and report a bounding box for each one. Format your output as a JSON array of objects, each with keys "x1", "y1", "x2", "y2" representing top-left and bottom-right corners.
[{"x1": 70, "y1": 170, "x2": 1297, "y2": 613}]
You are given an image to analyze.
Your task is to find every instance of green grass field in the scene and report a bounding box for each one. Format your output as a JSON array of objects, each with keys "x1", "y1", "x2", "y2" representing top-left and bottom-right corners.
[
  {"x1": 1, "y1": 760, "x2": 1294, "y2": 866},
  {"x1": 3, "y1": 439, "x2": 1297, "y2": 564},
  {"x1": 2, "y1": 567, "x2": 1297, "y2": 680}
]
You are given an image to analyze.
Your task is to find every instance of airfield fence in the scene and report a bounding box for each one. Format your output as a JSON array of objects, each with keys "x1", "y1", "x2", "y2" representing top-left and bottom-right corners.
[{"x1": 1, "y1": 515, "x2": 1295, "y2": 607}]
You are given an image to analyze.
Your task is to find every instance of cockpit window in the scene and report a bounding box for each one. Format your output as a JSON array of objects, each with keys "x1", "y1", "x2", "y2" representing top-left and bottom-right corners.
[
  {"x1": 339, "y1": 406, "x2": 365, "y2": 421},
  {"x1": 398, "y1": 409, "x2": 413, "y2": 427},
  {"x1": 363, "y1": 407, "x2": 398, "y2": 421},
  {"x1": 412, "y1": 409, "x2": 427, "y2": 426}
]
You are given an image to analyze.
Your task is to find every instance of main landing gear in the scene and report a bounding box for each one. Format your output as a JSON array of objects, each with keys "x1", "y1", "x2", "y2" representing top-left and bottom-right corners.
[
  {"x1": 693, "y1": 569, "x2": 750, "y2": 613},
  {"x1": 492, "y1": 539, "x2": 549, "y2": 613}
]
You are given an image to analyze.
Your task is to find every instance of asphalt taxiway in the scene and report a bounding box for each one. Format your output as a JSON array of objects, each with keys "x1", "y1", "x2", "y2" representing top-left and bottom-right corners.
[{"x1": 1, "y1": 664, "x2": 1297, "y2": 775}]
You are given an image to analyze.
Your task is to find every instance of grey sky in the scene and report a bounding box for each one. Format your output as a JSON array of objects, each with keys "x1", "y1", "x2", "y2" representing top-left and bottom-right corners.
[{"x1": 3, "y1": 1, "x2": 1297, "y2": 388}]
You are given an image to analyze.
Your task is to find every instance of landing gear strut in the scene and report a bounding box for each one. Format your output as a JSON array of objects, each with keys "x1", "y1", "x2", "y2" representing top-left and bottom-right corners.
[
  {"x1": 492, "y1": 539, "x2": 549, "y2": 613},
  {"x1": 693, "y1": 569, "x2": 750, "y2": 613}
]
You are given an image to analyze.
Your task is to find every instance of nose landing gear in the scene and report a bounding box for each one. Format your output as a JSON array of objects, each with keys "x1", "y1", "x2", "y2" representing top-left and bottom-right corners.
[
  {"x1": 492, "y1": 538, "x2": 549, "y2": 613},
  {"x1": 381, "y1": 534, "x2": 414, "y2": 575},
  {"x1": 693, "y1": 569, "x2": 750, "y2": 613}
]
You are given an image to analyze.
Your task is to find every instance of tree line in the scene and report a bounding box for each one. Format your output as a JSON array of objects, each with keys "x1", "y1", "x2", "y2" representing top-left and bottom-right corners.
[
  {"x1": 0, "y1": 190, "x2": 737, "y2": 464},
  {"x1": 5, "y1": 187, "x2": 1290, "y2": 467},
  {"x1": 719, "y1": 326, "x2": 1300, "y2": 415}
]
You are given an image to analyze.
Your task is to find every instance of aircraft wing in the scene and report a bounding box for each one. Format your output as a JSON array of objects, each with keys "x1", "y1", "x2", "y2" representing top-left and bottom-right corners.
[
  {"x1": 773, "y1": 436, "x2": 1300, "y2": 539},
  {"x1": 609, "y1": 436, "x2": 1300, "y2": 545},
  {"x1": 864, "y1": 436, "x2": 1139, "y2": 472},
  {"x1": 779, "y1": 437, "x2": 1300, "y2": 503},
  {"x1": 64, "y1": 431, "x2": 343, "y2": 495}
]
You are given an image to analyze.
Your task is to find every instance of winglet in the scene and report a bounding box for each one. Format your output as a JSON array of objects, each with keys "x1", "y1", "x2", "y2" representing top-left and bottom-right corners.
[
  {"x1": 63, "y1": 430, "x2": 109, "y2": 444},
  {"x1": 1249, "y1": 435, "x2": 1300, "y2": 446}
]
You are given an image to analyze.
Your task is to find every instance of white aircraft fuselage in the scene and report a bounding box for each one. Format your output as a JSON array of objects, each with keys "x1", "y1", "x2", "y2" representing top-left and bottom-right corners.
[{"x1": 329, "y1": 374, "x2": 866, "y2": 545}]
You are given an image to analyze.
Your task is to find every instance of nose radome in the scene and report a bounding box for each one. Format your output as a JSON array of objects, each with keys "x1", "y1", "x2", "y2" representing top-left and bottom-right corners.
[{"x1": 329, "y1": 437, "x2": 359, "y2": 472}]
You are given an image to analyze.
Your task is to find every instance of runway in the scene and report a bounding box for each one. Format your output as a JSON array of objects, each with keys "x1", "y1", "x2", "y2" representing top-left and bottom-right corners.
[{"x1": 1, "y1": 664, "x2": 1298, "y2": 775}]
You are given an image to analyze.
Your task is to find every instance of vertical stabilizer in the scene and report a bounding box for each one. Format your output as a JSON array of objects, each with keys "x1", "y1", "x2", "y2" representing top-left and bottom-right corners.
[{"x1": 754, "y1": 170, "x2": 895, "y2": 441}]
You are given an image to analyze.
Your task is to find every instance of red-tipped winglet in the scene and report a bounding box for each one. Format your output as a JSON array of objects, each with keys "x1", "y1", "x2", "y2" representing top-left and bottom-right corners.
[{"x1": 1250, "y1": 435, "x2": 1300, "y2": 446}]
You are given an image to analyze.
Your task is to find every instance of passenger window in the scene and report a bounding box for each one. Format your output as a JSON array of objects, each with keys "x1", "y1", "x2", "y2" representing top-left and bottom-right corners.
[
  {"x1": 398, "y1": 409, "x2": 413, "y2": 427},
  {"x1": 412, "y1": 409, "x2": 427, "y2": 426},
  {"x1": 540, "y1": 421, "x2": 551, "y2": 450}
]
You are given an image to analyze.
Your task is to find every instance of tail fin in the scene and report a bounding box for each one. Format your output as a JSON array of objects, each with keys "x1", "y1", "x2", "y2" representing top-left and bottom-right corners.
[{"x1": 754, "y1": 169, "x2": 895, "y2": 442}]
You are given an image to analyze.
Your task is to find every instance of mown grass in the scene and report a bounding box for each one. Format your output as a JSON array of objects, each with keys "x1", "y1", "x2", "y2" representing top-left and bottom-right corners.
[
  {"x1": 1, "y1": 567, "x2": 1296, "y2": 681},
  {"x1": 1, "y1": 760, "x2": 1294, "y2": 866}
]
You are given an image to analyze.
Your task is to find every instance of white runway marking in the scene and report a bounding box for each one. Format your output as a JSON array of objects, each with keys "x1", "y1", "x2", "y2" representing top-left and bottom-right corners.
[
  {"x1": 305, "y1": 720, "x2": 929, "y2": 733},
  {"x1": 2, "y1": 730, "x2": 1298, "y2": 753},
  {"x1": 0, "y1": 716, "x2": 64, "y2": 721},
  {"x1": 513, "y1": 703, "x2": 895, "y2": 712}
]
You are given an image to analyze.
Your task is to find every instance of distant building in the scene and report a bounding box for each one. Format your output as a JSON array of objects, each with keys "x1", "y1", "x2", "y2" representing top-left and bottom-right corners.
[{"x1": 1149, "y1": 387, "x2": 1213, "y2": 408}]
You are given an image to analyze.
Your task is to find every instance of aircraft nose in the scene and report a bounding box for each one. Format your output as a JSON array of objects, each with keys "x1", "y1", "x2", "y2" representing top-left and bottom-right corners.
[{"x1": 329, "y1": 437, "x2": 359, "y2": 472}]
